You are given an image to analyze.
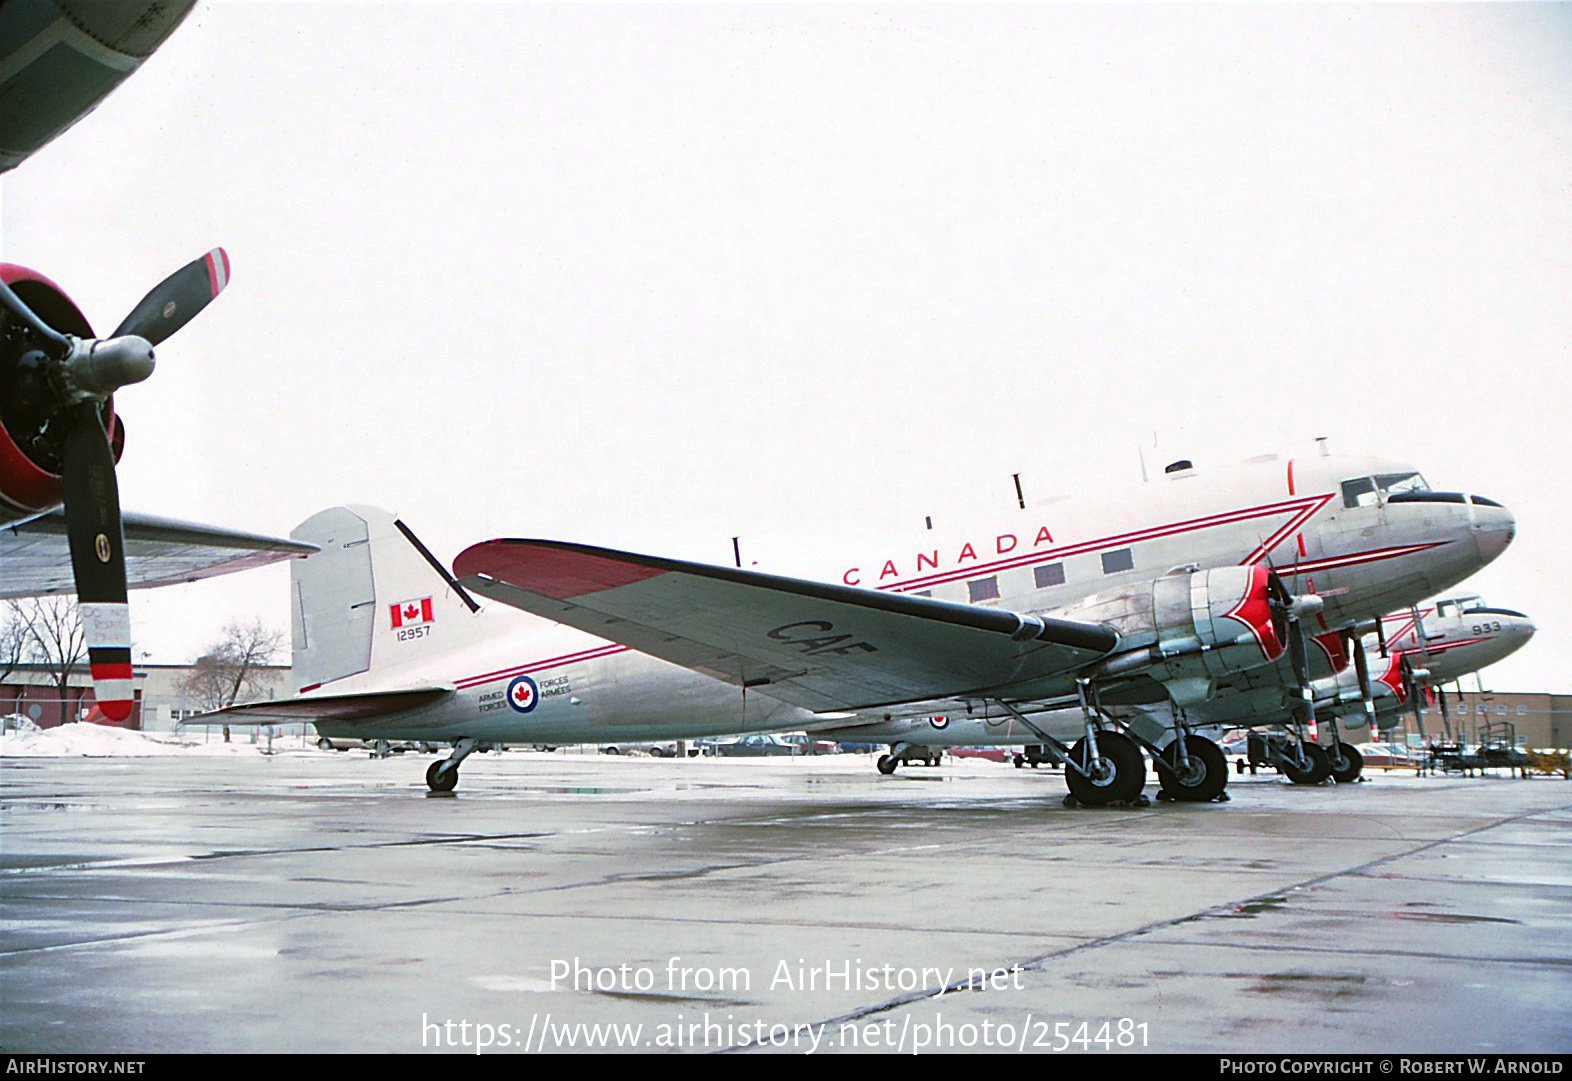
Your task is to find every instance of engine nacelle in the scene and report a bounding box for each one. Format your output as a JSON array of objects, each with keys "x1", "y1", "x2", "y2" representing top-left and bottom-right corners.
[
  {"x1": 1, "y1": 264, "x2": 119, "y2": 520},
  {"x1": 1054, "y1": 565, "x2": 1286, "y2": 705}
]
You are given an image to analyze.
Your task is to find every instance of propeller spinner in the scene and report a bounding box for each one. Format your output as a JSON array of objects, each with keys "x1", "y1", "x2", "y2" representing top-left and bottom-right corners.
[{"x1": 0, "y1": 249, "x2": 229, "y2": 721}]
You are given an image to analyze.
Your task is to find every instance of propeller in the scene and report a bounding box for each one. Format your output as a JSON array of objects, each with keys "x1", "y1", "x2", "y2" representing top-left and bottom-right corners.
[
  {"x1": 1348, "y1": 627, "x2": 1376, "y2": 733},
  {"x1": 1266, "y1": 568, "x2": 1316, "y2": 725},
  {"x1": 1398, "y1": 653, "x2": 1428, "y2": 740},
  {"x1": 0, "y1": 250, "x2": 230, "y2": 721}
]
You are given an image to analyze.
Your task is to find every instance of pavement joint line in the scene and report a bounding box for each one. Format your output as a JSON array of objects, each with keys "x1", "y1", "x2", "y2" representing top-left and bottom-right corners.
[{"x1": 721, "y1": 797, "x2": 1572, "y2": 1053}]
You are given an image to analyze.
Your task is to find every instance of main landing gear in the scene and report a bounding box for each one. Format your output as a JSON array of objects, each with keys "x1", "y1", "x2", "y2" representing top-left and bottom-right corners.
[
  {"x1": 994, "y1": 689, "x2": 1159, "y2": 808},
  {"x1": 1242, "y1": 731, "x2": 1362, "y2": 785},
  {"x1": 1155, "y1": 734, "x2": 1230, "y2": 803}
]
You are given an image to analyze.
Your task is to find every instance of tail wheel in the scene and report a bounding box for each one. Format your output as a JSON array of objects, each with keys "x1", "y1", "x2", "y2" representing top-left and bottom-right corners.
[
  {"x1": 1281, "y1": 741, "x2": 1331, "y2": 785},
  {"x1": 426, "y1": 761, "x2": 458, "y2": 792},
  {"x1": 1064, "y1": 731, "x2": 1146, "y2": 806},
  {"x1": 1328, "y1": 741, "x2": 1363, "y2": 784},
  {"x1": 1158, "y1": 735, "x2": 1229, "y2": 802},
  {"x1": 876, "y1": 754, "x2": 899, "y2": 775}
]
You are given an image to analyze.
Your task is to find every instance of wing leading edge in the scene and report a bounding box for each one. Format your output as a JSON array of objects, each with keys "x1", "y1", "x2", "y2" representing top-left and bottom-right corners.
[
  {"x1": 0, "y1": 510, "x2": 318, "y2": 599},
  {"x1": 453, "y1": 539, "x2": 1119, "y2": 712}
]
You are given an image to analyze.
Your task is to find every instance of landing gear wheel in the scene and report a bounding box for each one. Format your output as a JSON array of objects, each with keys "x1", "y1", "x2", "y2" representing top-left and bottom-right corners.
[
  {"x1": 1064, "y1": 731, "x2": 1146, "y2": 806},
  {"x1": 1281, "y1": 742, "x2": 1331, "y2": 785},
  {"x1": 1158, "y1": 735, "x2": 1229, "y2": 802},
  {"x1": 876, "y1": 754, "x2": 899, "y2": 775},
  {"x1": 426, "y1": 761, "x2": 458, "y2": 793},
  {"x1": 1328, "y1": 741, "x2": 1363, "y2": 784}
]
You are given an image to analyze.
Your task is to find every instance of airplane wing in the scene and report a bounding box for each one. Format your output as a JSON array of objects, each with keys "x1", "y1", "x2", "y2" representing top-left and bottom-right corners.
[
  {"x1": 181, "y1": 688, "x2": 453, "y2": 725},
  {"x1": 453, "y1": 540, "x2": 1119, "y2": 712},
  {"x1": 0, "y1": 510, "x2": 318, "y2": 599}
]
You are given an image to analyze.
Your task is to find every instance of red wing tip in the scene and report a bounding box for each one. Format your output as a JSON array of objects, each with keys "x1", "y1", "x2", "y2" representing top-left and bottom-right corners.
[
  {"x1": 454, "y1": 540, "x2": 667, "y2": 600},
  {"x1": 98, "y1": 701, "x2": 133, "y2": 722}
]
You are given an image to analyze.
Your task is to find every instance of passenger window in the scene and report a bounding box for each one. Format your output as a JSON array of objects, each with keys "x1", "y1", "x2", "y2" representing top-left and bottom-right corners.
[
  {"x1": 1034, "y1": 563, "x2": 1065, "y2": 589},
  {"x1": 1101, "y1": 549, "x2": 1133, "y2": 574},
  {"x1": 968, "y1": 576, "x2": 1000, "y2": 603}
]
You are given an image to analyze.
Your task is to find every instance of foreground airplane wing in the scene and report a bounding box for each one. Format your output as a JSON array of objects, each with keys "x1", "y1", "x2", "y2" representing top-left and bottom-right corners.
[
  {"x1": 0, "y1": 510, "x2": 318, "y2": 599},
  {"x1": 453, "y1": 539, "x2": 1119, "y2": 712}
]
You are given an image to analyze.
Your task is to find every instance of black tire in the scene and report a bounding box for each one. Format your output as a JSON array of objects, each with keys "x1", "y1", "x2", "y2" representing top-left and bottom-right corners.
[
  {"x1": 876, "y1": 754, "x2": 898, "y2": 775},
  {"x1": 1328, "y1": 741, "x2": 1363, "y2": 784},
  {"x1": 426, "y1": 761, "x2": 458, "y2": 792},
  {"x1": 1281, "y1": 741, "x2": 1331, "y2": 785},
  {"x1": 1064, "y1": 731, "x2": 1146, "y2": 806},
  {"x1": 1158, "y1": 735, "x2": 1229, "y2": 802},
  {"x1": 317, "y1": 737, "x2": 333, "y2": 751}
]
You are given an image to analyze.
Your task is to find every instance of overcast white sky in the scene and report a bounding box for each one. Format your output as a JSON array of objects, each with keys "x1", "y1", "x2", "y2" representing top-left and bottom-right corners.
[{"x1": 4, "y1": 2, "x2": 1570, "y2": 692}]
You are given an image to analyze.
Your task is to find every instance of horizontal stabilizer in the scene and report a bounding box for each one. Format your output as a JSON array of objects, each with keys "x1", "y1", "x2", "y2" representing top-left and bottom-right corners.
[{"x1": 181, "y1": 687, "x2": 452, "y2": 725}]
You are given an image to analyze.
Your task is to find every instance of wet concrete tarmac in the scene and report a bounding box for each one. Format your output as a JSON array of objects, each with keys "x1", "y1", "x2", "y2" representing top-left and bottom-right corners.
[{"x1": 1, "y1": 750, "x2": 1569, "y2": 1054}]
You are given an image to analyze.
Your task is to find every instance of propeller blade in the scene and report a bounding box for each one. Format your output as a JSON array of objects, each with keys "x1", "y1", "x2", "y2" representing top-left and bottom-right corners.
[
  {"x1": 1400, "y1": 654, "x2": 1426, "y2": 740},
  {"x1": 59, "y1": 403, "x2": 133, "y2": 723},
  {"x1": 1350, "y1": 630, "x2": 1376, "y2": 731},
  {"x1": 111, "y1": 248, "x2": 230, "y2": 346},
  {"x1": 0, "y1": 276, "x2": 70, "y2": 350}
]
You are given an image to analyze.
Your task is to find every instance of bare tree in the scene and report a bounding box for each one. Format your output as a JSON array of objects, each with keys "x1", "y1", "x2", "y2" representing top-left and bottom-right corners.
[
  {"x1": 6, "y1": 597, "x2": 85, "y2": 727},
  {"x1": 2, "y1": 602, "x2": 31, "y2": 722},
  {"x1": 182, "y1": 620, "x2": 285, "y2": 741}
]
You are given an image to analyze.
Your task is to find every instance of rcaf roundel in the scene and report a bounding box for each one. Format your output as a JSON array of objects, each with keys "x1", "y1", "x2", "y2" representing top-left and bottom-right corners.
[{"x1": 507, "y1": 675, "x2": 540, "y2": 713}]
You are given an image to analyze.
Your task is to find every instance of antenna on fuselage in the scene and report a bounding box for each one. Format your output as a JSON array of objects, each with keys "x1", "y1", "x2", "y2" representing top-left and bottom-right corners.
[{"x1": 1011, "y1": 473, "x2": 1025, "y2": 510}]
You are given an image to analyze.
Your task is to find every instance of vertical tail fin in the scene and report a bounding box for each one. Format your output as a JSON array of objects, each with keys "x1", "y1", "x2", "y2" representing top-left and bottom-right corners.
[{"x1": 290, "y1": 505, "x2": 482, "y2": 692}]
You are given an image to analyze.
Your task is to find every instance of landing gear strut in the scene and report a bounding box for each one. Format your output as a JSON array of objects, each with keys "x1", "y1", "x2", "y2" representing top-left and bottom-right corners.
[{"x1": 875, "y1": 742, "x2": 941, "y2": 773}]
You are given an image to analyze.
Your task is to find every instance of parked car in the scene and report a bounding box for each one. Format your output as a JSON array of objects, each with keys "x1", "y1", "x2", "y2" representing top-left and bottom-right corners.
[
  {"x1": 703, "y1": 734, "x2": 797, "y2": 757},
  {"x1": 949, "y1": 747, "x2": 1010, "y2": 763},
  {"x1": 780, "y1": 734, "x2": 839, "y2": 755},
  {"x1": 1356, "y1": 742, "x2": 1422, "y2": 771},
  {"x1": 599, "y1": 742, "x2": 680, "y2": 757}
]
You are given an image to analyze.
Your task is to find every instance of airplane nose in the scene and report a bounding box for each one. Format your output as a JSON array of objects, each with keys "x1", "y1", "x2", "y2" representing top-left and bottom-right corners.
[{"x1": 1470, "y1": 496, "x2": 1515, "y2": 564}]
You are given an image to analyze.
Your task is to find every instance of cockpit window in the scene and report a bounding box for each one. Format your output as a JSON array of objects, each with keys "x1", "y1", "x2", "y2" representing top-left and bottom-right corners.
[
  {"x1": 1378, "y1": 472, "x2": 1430, "y2": 497},
  {"x1": 1341, "y1": 472, "x2": 1430, "y2": 509},
  {"x1": 1341, "y1": 478, "x2": 1377, "y2": 509}
]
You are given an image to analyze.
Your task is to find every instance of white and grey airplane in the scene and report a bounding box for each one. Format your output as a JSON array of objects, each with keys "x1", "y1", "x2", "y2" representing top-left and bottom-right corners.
[
  {"x1": 833, "y1": 596, "x2": 1535, "y2": 793},
  {"x1": 203, "y1": 447, "x2": 1515, "y2": 806}
]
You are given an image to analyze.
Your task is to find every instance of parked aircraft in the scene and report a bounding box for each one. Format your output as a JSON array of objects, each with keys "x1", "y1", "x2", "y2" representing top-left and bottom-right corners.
[
  {"x1": 822, "y1": 596, "x2": 1534, "y2": 792},
  {"x1": 2, "y1": 2, "x2": 311, "y2": 719},
  {"x1": 201, "y1": 446, "x2": 1515, "y2": 805},
  {"x1": 1, "y1": 256, "x2": 316, "y2": 719},
  {"x1": 0, "y1": 0, "x2": 196, "y2": 172}
]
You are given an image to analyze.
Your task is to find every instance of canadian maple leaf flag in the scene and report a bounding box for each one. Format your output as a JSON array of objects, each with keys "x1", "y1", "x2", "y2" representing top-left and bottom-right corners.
[{"x1": 390, "y1": 597, "x2": 435, "y2": 629}]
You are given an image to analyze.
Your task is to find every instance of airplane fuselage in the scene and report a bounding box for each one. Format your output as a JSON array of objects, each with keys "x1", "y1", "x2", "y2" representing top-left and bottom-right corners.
[{"x1": 302, "y1": 450, "x2": 1513, "y2": 748}]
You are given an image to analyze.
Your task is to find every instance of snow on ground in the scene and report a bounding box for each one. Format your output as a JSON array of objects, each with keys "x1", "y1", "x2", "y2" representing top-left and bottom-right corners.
[{"x1": 0, "y1": 718, "x2": 302, "y2": 758}]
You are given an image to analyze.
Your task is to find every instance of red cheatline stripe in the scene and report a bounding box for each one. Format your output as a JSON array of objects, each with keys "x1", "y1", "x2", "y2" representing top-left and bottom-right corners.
[
  {"x1": 1287, "y1": 542, "x2": 1445, "y2": 576},
  {"x1": 885, "y1": 495, "x2": 1331, "y2": 593},
  {"x1": 90, "y1": 662, "x2": 134, "y2": 680},
  {"x1": 455, "y1": 643, "x2": 629, "y2": 690}
]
